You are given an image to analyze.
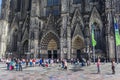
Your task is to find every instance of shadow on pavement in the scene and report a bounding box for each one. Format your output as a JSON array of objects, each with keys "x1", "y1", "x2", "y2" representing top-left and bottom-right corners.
[
  {"x1": 90, "y1": 72, "x2": 99, "y2": 74},
  {"x1": 69, "y1": 68, "x2": 84, "y2": 72},
  {"x1": 106, "y1": 73, "x2": 113, "y2": 75}
]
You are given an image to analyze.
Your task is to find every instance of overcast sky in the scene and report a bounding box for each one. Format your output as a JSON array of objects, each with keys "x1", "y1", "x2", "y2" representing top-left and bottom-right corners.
[{"x1": 0, "y1": 0, "x2": 1, "y2": 7}]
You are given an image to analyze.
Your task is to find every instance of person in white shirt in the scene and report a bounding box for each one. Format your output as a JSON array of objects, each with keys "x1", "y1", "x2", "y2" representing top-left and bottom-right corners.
[
  {"x1": 6, "y1": 58, "x2": 10, "y2": 70},
  {"x1": 64, "y1": 60, "x2": 67, "y2": 70}
]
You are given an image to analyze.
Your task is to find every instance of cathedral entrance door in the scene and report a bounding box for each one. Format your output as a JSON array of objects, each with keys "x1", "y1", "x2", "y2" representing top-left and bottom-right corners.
[
  {"x1": 47, "y1": 39, "x2": 58, "y2": 59},
  {"x1": 77, "y1": 49, "x2": 81, "y2": 60},
  {"x1": 53, "y1": 50, "x2": 57, "y2": 59},
  {"x1": 40, "y1": 31, "x2": 60, "y2": 59},
  {"x1": 72, "y1": 35, "x2": 84, "y2": 59},
  {"x1": 48, "y1": 50, "x2": 52, "y2": 58}
]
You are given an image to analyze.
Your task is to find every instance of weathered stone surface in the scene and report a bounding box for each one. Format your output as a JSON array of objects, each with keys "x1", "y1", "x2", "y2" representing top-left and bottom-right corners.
[{"x1": 0, "y1": 0, "x2": 119, "y2": 60}]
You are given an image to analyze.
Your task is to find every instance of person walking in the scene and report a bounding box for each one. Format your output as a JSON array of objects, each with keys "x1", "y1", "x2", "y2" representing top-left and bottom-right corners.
[
  {"x1": 111, "y1": 59, "x2": 115, "y2": 74},
  {"x1": 39, "y1": 58, "x2": 43, "y2": 66},
  {"x1": 18, "y1": 59, "x2": 22, "y2": 71},
  {"x1": 97, "y1": 58, "x2": 101, "y2": 73},
  {"x1": 61, "y1": 59, "x2": 64, "y2": 69}
]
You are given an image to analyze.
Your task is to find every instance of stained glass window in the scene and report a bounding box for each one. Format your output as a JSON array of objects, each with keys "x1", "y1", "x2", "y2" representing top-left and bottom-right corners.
[
  {"x1": 17, "y1": 0, "x2": 22, "y2": 11},
  {"x1": 53, "y1": 9, "x2": 60, "y2": 16},
  {"x1": 47, "y1": 0, "x2": 53, "y2": 6},
  {"x1": 46, "y1": 0, "x2": 61, "y2": 16},
  {"x1": 47, "y1": 0, "x2": 60, "y2": 6},
  {"x1": 73, "y1": 0, "x2": 81, "y2": 4}
]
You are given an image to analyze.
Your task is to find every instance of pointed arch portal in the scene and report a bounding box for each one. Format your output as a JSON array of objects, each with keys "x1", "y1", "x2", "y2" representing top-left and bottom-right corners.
[
  {"x1": 89, "y1": 7, "x2": 104, "y2": 52},
  {"x1": 40, "y1": 31, "x2": 60, "y2": 59},
  {"x1": 72, "y1": 35, "x2": 85, "y2": 59}
]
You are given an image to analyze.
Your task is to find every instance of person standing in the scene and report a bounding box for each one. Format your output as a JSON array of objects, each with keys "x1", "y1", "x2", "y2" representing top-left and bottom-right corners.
[
  {"x1": 15, "y1": 59, "x2": 19, "y2": 71},
  {"x1": 97, "y1": 58, "x2": 101, "y2": 73},
  {"x1": 64, "y1": 60, "x2": 67, "y2": 70},
  {"x1": 18, "y1": 59, "x2": 22, "y2": 71},
  {"x1": 6, "y1": 58, "x2": 10, "y2": 70},
  {"x1": 26, "y1": 59, "x2": 29, "y2": 67},
  {"x1": 32, "y1": 58, "x2": 36, "y2": 67},
  {"x1": 30, "y1": 59, "x2": 33, "y2": 67},
  {"x1": 111, "y1": 59, "x2": 115, "y2": 74}
]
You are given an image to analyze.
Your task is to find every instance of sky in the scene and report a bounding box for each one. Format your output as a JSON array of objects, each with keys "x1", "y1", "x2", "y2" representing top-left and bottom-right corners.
[
  {"x1": 0, "y1": 0, "x2": 1, "y2": 8},
  {"x1": 0, "y1": 0, "x2": 1, "y2": 5}
]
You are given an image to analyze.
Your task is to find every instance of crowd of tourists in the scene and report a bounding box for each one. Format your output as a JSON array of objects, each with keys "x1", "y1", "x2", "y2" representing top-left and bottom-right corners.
[
  {"x1": 6, "y1": 58, "x2": 23, "y2": 71},
  {"x1": 4, "y1": 58, "x2": 69, "y2": 71},
  {"x1": 0, "y1": 57, "x2": 116, "y2": 74}
]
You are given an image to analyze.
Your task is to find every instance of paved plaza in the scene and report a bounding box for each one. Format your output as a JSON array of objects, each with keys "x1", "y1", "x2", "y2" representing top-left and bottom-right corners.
[{"x1": 0, "y1": 62, "x2": 120, "y2": 80}]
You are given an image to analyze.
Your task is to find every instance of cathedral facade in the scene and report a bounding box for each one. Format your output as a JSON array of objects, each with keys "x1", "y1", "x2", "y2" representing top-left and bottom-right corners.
[{"x1": 0, "y1": 0, "x2": 120, "y2": 60}]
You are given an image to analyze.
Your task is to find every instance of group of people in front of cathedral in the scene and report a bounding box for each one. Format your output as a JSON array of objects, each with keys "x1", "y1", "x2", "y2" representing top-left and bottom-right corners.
[
  {"x1": 3, "y1": 57, "x2": 116, "y2": 74},
  {"x1": 6, "y1": 58, "x2": 22, "y2": 71},
  {"x1": 5, "y1": 58, "x2": 68, "y2": 71}
]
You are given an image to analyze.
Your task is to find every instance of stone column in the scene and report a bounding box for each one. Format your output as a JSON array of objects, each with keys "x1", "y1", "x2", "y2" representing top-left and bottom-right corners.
[
  {"x1": 0, "y1": 21, "x2": 9, "y2": 58},
  {"x1": 29, "y1": 0, "x2": 40, "y2": 58},
  {"x1": 67, "y1": 20, "x2": 71, "y2": 59},
  {"x1": 105, "y1": 0, "x2": 115, "y2": 60},
  {"x1": 61, "y1": 0, "x2": 69, "y2": 59},
  {"x1": 28, "y1": 28, "x2": 33, "y2": 58},
  {"x1": 17, "y1": 21, "x2": 22, "y2": 58},
  {"x1": 60, "y1": 15, "x2": 67, "y2": 59},
  {"x1": 33, "y1": 26, "x2": 39, "y2": 58},
  {"x1": 29, "y1": 18, "x2": 39, "y2": 58}
]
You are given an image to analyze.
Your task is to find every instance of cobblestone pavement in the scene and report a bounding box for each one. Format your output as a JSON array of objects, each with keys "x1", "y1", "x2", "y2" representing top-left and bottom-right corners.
[{"x1": 0, "y1": 62, "x2": 120, "y2": 80}]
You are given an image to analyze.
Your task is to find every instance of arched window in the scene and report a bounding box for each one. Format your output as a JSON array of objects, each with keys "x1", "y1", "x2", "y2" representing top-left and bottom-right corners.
[
  {"x1": 47, "y1": 0, "x2": 60, "y2": 6},
  {"x1": 93, "y1": 23, "x2": 101, "y2": 50},
  {"x1": 73, "y1": 0, "x2": 81, "y2": 4},
  {"x1": 12, "y1": 30, "x2": 18, "y2": 51},
  {"x1": 95, "y1": 26, "x2": 101, "y2": 49},
  {"x1": 23, "y1": 41, "x2": 28, "y2": 53},
  {"x1": 17, "y1": 0, "x2": 22, "y2": 11},
  {"x1": 28, "y1": 0, "x2": 32, "y2": 11},
  {"x1": 46, "y1": 0, "x2": 61, "y2": 16},
  {"x1": 47, "y1": 0, "x2": 53, "y2": 6}
]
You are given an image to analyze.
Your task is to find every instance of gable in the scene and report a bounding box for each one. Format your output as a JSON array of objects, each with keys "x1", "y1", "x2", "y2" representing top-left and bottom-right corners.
[
  {"x1": 71, "y1": 8, "x2": 84, "y2": 30},
  {"x1": 89, "y1": 7, "x2": 103, "y2": 31},
  {"x1": 73, "y1": 23, "x2": 84, "y2": 40}
]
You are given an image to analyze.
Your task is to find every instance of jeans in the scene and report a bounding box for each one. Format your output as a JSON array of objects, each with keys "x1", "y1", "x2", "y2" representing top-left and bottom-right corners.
[
  {"x1": 19, "y1": 65, "x2": 22, "y2": 71},
  {"x1": 16, "y1": 64, "x2": 18, "y2": 71},
  {"x1": 97, "y1": 66, "x2": 100, "y2": 73}
]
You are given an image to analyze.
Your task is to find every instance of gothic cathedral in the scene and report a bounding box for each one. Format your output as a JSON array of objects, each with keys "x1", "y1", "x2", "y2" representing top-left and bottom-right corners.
[{"x1": 0, "y1": 0, "x2": 120, "y2": 61}]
